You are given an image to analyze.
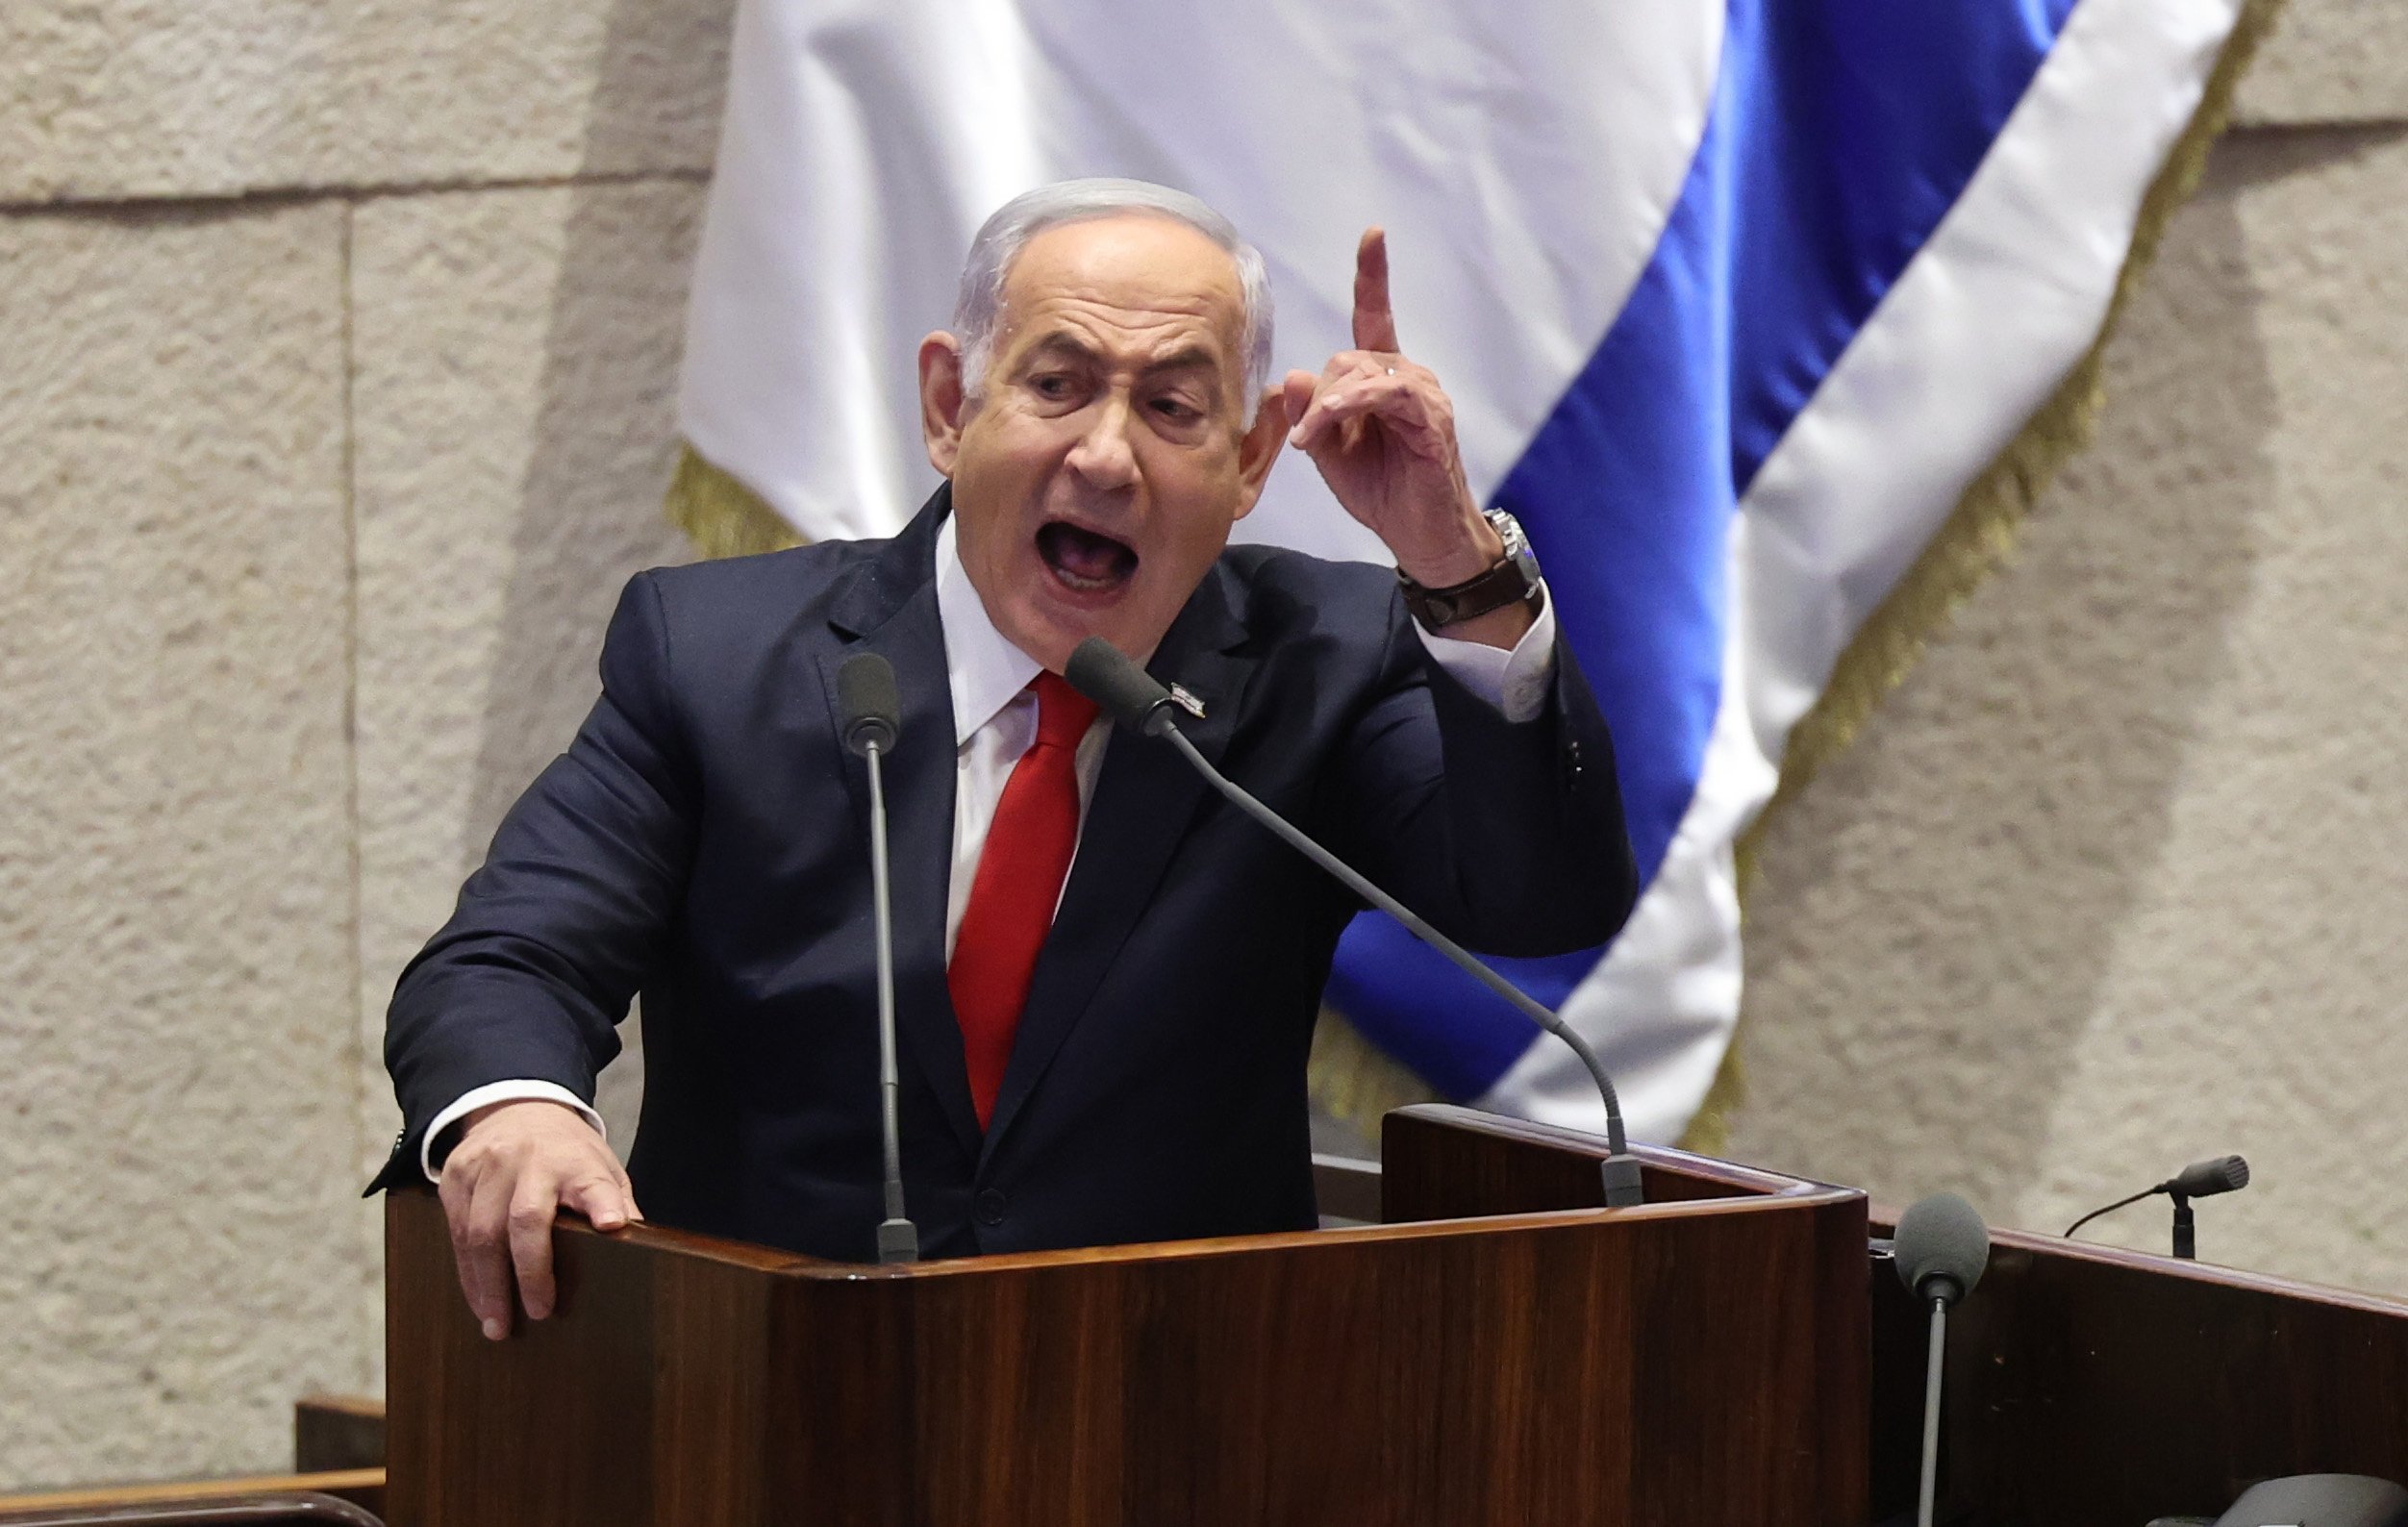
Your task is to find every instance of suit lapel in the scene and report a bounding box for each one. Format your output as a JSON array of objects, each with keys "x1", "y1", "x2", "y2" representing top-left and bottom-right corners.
[
  {"x1": 819, "y1": 489, "x2": 985, "y2": 1161},
  {"x1": 979, "y1": 562, "x2": 1257, "y2": 1162}
]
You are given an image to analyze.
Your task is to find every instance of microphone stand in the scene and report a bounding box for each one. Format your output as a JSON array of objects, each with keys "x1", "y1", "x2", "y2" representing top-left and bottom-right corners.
[
  {"x1": 865, "y1": 738, "x2": 917, "y2": 1264},
  {"x1": 1893, "y1": 1192, "x2": 1988, "y2": 1527},
  {"x1": 2065, "y1": 1156, "x2": 2247, "y2": 1262},
  {"x1": 1918, "y1": 1296, "x2": 1947, "y2": 1527},
  {"x1": 1157, "y1": 727, "x2": 1643, "y2": 1207}
]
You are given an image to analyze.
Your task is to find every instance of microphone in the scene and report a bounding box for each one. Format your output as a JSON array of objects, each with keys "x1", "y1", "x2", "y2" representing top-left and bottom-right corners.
[
  {"x1": 2065, "y1": 1153, "x2": 2249, "y2": 1261},
  {"x1": 1894, "y1": 1191, "x2": 1990, "y2": 1309},
  {"x1": 2169, "y1": 1154, "x2": 2250, "y2": 1200},
  {"x1": 1064, "y1": 637, "x2": 1643, "y2": 1209},
  {"x1": 837, "y1": 653, "x2": 901, "y2": 755},
  {"x1": 1893, "y1": 1192, "x2": 1992, "y2": 1527},
  {"x1": 836, "y1": 652, "x2": 917, "y2": 1264}
]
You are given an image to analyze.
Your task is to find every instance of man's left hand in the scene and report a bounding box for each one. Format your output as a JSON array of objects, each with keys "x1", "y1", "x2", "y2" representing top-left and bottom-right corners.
[{"x1": 1283, "y1": 228, "x2": 1526, "y2": 646}]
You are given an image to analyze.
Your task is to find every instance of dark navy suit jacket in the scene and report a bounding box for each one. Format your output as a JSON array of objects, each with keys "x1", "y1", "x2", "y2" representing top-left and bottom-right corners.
[{"x1": 373, "y1": 487, "x2": 1637, "y2": 1261}]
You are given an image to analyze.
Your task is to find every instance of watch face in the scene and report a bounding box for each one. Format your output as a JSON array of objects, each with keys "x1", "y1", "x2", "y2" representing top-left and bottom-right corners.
[{"x1": 1486, "y1": 512, "x2": 1540, "y2": 584}]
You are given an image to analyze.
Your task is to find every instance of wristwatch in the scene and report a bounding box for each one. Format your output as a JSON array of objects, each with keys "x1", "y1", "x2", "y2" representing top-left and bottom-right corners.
[{"x1": 1398, "y1": 509, "x2": 1543, "y2": 630}]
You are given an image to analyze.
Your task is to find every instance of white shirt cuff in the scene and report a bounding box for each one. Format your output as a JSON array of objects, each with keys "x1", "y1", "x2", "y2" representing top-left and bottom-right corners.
[
  {"x1": 420, "y1": 1080, "x2": 606, "y2": 1183},
  {"x1": 1413, "y1": 582, "x2": 1558, "y2": 723}
]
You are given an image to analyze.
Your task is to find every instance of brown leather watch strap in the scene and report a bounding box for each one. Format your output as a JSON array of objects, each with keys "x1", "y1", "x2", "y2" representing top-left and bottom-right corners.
[{"x1": 1398, "y1": 510, "x2": 1543, "y2": 629}]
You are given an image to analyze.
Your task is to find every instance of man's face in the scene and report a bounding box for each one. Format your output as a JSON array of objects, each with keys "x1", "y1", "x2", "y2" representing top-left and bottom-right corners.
[{"x1": 919, "y1": 214, "x2": 1283, "y2": 672}]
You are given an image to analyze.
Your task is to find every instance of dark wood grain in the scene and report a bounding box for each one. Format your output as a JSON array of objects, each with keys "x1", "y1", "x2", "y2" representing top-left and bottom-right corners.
[
  {"x1": 801, "y1": 1202, "x2": 1856, "y2": 1525},
  {"x1": 1862, "y1": 1216, "x2": 2408, "y2": 1526},
  {"x1": 387, "y1": 1136, "x2": 1870, "y2": 1526},
  {"x1": 1377, "y1": 1105, "x2": 1871, "y2": 1521},
  {"x1": 1378, "y1": 1103, "x2": 1825, "y2": 1220},
  {"x1": 1385, "y1": 1112, "x2": 2408, "y2": 1524},
  {"x1": 383, "y1": 1196, "x2": 804, "y2": 1527}
]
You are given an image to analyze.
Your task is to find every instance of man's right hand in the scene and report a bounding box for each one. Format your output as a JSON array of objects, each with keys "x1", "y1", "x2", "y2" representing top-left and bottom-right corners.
[{"x1": 435, "y1": 1098, "x2": 640, "y2": 1341}]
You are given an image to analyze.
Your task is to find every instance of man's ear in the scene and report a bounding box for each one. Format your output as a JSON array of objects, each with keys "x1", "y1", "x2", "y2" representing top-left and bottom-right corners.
[
  {"x1": 1231, "y1": 385, "x2": 1288, "y2": 520},
  {"x1": 918, "y1": 332, "x2": 968, "y2": 476}
]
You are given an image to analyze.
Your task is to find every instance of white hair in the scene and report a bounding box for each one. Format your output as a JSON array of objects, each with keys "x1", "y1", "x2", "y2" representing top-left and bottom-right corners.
[{"x1": 952, "y1": 177, "x2": 1275, "y2": 412}]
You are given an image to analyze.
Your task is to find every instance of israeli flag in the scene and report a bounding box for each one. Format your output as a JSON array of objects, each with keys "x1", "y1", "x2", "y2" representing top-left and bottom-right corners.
[{"x1": 678, "y1": 0, "x2": 2251, "y2": 1143}]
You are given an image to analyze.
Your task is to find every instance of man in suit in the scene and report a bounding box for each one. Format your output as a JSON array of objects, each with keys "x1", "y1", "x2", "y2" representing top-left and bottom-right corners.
[{"x1": 376, "y1": 179, "x2": 1637, "y2": 1341}]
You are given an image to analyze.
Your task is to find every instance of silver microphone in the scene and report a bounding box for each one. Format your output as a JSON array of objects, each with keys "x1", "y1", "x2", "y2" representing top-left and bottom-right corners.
[{"x1": 837, "y1": 652, "x2": 917, "y2": 1264}]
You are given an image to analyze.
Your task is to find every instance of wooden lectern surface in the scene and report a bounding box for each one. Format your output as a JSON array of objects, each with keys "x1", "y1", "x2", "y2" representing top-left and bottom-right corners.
[
  {"x1": 385, "y1": 1105, "x2": 2408, "y2": 1526},
  {"x1": 1878, "y1": 1214, "x2": 2408, "y2": 1525},
  {"x1": 1382, "y1": 1105, "x2": 2408, "y2": 1526},
  {"x1": 387, "y1": 1114, "x2": 1869, "y2": 1527}
]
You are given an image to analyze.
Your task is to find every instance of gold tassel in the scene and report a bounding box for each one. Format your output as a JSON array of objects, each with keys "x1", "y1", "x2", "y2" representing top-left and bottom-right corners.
[{"x1": 665, "y1": 446, "x2": 803, "y2": 558}]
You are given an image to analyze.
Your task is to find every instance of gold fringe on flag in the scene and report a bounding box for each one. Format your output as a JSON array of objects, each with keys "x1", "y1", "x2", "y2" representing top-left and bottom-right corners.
[
  {"x1": 665, "y1": 447, "x2": 801, "y2": 559},
  {"x1": 1689, "y1": 0, "x2": 2287, "y2": 1154},
  {"x1": 666, "y1": 0, "x2": 2285, "y2": 1159}
]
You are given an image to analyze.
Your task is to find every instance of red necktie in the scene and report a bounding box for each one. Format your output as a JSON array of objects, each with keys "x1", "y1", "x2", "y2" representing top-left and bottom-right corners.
[{"x1": 948, "y1": 672, "x2": 1099, "y2": 1128}]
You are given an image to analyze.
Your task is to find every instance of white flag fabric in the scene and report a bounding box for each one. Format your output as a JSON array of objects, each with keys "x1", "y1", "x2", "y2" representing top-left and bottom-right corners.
[{"x1": 678, "y1": 0, "x2": 2250, "y2": 1142}]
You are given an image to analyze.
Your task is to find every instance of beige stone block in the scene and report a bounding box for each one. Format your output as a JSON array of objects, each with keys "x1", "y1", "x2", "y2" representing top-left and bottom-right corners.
[
  {"x1": 0, "y1": 203, "x2": 361, "y2": 1489},
  {"x1": 2235, "y1": 0, "x2": 2408, "y2": 125},
  {"x1": 351, "y1": 180, "x2": 699, "y2": 1199},
  {"x1": 0, "y1": 0, "x2": 731, "y2": 203},
  {"x1": 1729, "y1": 129, "x2": 2408, "y2": 1297}
]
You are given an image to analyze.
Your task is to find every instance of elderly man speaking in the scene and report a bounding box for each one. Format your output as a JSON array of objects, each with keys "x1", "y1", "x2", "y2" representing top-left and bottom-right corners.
[{"x1": 373, "y1": 179, "x2": 1638, "y2": 1340}]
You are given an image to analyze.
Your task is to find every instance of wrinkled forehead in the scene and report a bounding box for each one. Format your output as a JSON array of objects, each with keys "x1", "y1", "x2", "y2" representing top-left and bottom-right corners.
[{"x1": 995, "y1": 213, "x2": 1249, "y2": 364}]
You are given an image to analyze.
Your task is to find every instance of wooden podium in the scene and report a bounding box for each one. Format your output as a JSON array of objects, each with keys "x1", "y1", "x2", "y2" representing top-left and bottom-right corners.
[{"x1": 385, "y1": 1108, "x2": 1869, "y2": 1526}]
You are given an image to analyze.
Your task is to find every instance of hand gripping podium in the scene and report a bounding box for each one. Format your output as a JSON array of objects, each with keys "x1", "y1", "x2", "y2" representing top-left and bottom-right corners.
[{"x1": 385, "y1": 1108, "x2": 1870, "y2": 1525}]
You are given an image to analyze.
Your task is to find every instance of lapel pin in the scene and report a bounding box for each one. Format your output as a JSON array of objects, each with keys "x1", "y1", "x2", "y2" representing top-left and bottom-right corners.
[{"x1": 1169, "y1": 684, "x2": 1207, "y2": 720}]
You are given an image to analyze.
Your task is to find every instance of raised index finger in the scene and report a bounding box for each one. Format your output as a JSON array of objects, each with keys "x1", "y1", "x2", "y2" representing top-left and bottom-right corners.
[{"x1": 1352, "y1": 227, "x2": 1400, "y2": 354}]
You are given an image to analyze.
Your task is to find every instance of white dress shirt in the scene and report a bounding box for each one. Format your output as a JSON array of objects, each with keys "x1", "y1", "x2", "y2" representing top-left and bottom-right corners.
[{"x1": 419, "y1": 517, "x2": 1558, "y2": 1179}]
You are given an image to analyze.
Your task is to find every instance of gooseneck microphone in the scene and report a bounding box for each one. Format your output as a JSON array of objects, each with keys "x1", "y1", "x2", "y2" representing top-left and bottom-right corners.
[
  {"x1": 1894, "y1": 1192, "x2": 1992, "y2": 1527},
  {"x1": 2065, "y1": 1153, "x2": 2249, "y2": 1261},
  {"x1": 836, "y1": 652, "x2": 917, "y2": 1264},
  {"x1": 1065, "y1": 637, "x2": 1644, "y2": 1209},
  {"x1": 2168, "y1": 1154, "x2": 2252, "y2": 1200}
]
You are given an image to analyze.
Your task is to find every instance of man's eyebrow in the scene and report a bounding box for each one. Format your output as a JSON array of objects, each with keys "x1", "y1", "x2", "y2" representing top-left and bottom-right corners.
[
  {"x1": 1141, "y1": 344, "x2": 1220, "y2": 377},
  {"x1": 1016, "y1": 333, "x2": 1222, "y2": 378},
  {"x1": 1020, "y1": 332, "x2": 1100, "y2": 367}
]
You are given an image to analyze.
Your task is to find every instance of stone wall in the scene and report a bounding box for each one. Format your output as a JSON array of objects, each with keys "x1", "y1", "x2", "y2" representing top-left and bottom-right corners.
[
  {"x1": 0, "y1": 0, "x2": 720, "y2": 1491},
  {"x1": 1729, "y1": 27, "x2": 2408, "y2": 1289},
  {"x1": 0, "y1": 0, "x2": 2399, "y2": 1491}
]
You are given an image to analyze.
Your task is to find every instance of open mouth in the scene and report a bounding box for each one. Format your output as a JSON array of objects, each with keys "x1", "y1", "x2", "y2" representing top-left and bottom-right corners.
[{"x1": 1037, "y1": 520, "x2": 1140, "y2": 595}]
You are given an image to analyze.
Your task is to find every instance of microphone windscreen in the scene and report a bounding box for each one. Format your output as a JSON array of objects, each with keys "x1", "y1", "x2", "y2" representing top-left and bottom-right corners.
[
  {"x1": 2170, "y1": 1154, "x2": 2250, "y2": 1199},
  {"x1": 836, "y1": 652, "x2": 902, "y2": 756},
  {"x1": 1895, "y1": 1192, "x2": 1991, "y2": 1306},
  {"x1": 1066, "y1": 638, "x2": 1174, "y2": 734}
]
